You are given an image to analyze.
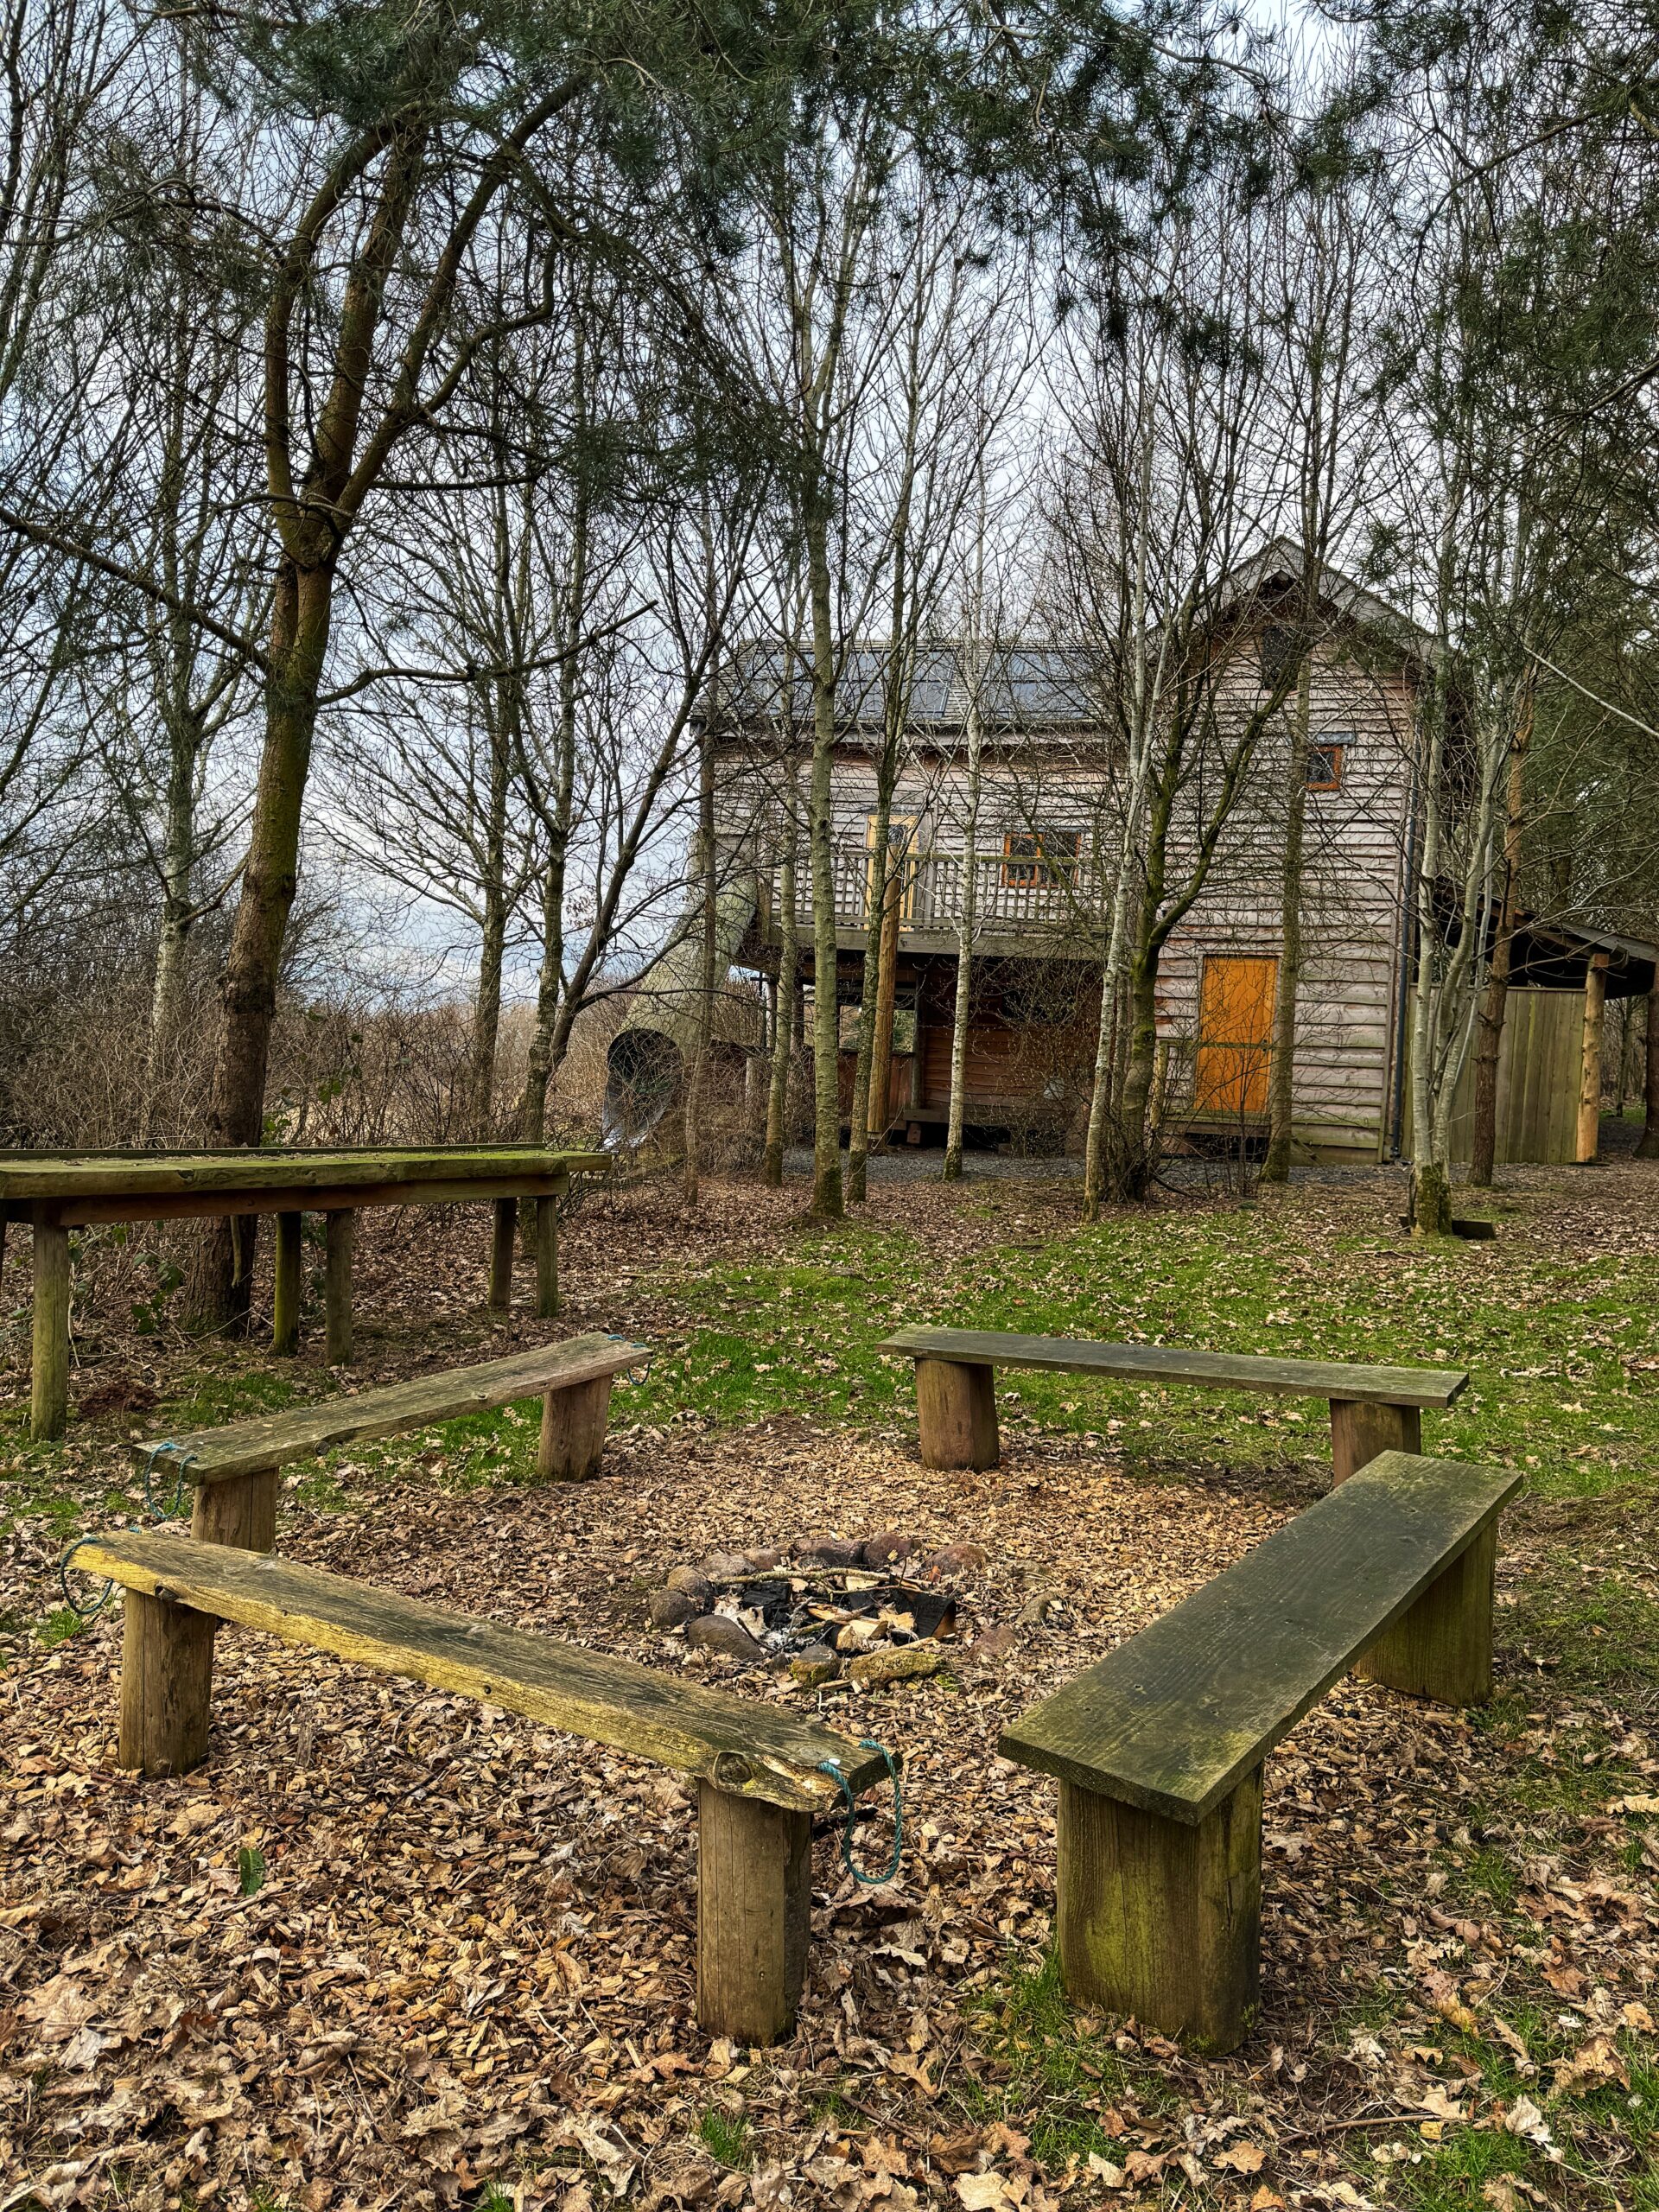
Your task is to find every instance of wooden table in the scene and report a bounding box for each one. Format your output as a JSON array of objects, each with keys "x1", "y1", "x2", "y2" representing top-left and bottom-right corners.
[{"x1": 1, "y1": 1146, "x2": 608, "y2": 1440}]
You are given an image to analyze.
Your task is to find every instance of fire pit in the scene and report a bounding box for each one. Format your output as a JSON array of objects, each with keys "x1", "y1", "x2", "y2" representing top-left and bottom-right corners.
[{"x1": 646, "y1": 1534, "x2": 983, "y2": 1688}]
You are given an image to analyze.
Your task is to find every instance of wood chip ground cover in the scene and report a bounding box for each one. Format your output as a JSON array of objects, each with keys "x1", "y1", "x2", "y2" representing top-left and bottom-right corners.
[{"x1": 1, "y1": 1159, "x2": 1656, "y2": 2210}]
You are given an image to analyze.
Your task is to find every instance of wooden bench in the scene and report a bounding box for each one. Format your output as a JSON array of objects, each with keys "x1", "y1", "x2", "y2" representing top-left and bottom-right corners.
[
  {"x1": 135, "y1": 1334, "x2": 648, "y2": 1552},
  {"x1": 997, "y1": 1450, "x2": 1521, "y2": 2051},
  {"x1": 879, "y1": 1326, "x2": 1470, "y2": 1485},
  {"x1": 74, "y1": 1527, "x2": 888, "y2": 2044}
]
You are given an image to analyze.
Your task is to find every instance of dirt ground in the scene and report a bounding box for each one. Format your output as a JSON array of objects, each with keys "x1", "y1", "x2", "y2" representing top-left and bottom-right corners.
[{"x1": 1, "y1": 1165, "x2": 1655, "y2": 2212}]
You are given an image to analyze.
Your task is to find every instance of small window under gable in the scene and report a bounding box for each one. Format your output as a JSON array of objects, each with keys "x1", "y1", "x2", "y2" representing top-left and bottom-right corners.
[{"x1": 1306, "y1": 738, "x2": 1347, "y2": 791}]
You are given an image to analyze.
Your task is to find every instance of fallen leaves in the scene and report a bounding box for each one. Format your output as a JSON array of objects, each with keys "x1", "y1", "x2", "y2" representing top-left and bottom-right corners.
[{"x1": 3, "y1": 1168, "x2": 1659, "y2": 2207}]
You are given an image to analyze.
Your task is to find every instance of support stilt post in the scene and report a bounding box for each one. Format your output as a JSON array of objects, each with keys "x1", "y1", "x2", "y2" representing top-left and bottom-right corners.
[
  {"x1": 538, "y1": 1376, "x2": 613, "y2": 1481},
  {"x1": 272, "y1": 1211, "x2": 303, "y2": 1354},
  {"x1": 191, "y1": 1468, "x2": 278, "y2": 1553},
  {"x1": 914, "y1": 1357, "x2": 999, "y2": 1471},
  {"x1": 324, "y1": 1211, "x2": 354, "y2": 1364},
  {"x1": 29, "y1": 1214, "x2": 70, "y2": 1441},
  {"x1": 118, "y1": 1589, "x2": 216, "y2": 1776},
  {"x1": 1329, "y1": 1399, "x2": 1421, "y2": 1486},
  {"x1": 1055, "y1": 1767, "x2": 1262, "y2": 2054},
  {"x1": 488, "y1": 1197, "x2": 516, "y2": 1313},
  {"x1": 1357, "y1": 1525, "x2": 1497, "y2": 1705},
  {"x1": 534, "y1": 1196, "x2": 559, "y2": 1320},
  {"x1": 696, "y1": 1783, "x2": 812, "y2": 2044}
]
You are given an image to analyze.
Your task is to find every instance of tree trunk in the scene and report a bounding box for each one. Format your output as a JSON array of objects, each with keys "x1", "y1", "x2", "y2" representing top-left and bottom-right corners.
[
  {"x1": 1113, "y1": 943, "x2": 1161, "y2": 1202},
  {"x1": 143, "y1": 729, "x2": 199, "y2": 1143},
  {"x1": 1638, "y1": 977, "x2": 1659, "y2": 1159},
  {"x1": 683, "y1": 728, "x2": 718, "y2": 1207},
  {"x1": 1469, "y1": 699, "x2": 1531, "y2": 1186},
  {"x1": 942, "y1": 892, "x2": 975, "y2": 1182},
  {"x1": 803, "y1": 497, "x2": 842, "y2": 1220},
  {"x1": 763, "y1": 811, "x2": 798, "y2": 1187},
  {"x1": 1411, "y1": 1158, "x2": 1453, "y2": 1236},
  {"x1": 867, "y1": 859, "x2": 902, "y2": 1144},
  {"x1": 845, "y1": 810, "x2": 892, "y2": 1204},
  {"x1": 943, "y1": 676, "x2": 983, "y2": 1185},
  {"x1": 469, "y1": 876, "x2": 507, "y2": 1140},
  {"x1": 1262, "y1": 655, "x2": 1313, "y2": 1184},
  {"x1": 190, "y1": 557, "x2": 333, "y2": 1330}
]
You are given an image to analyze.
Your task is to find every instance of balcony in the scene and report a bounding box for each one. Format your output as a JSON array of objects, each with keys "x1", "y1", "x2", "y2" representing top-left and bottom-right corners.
[{"x1": 762, "y1": 845, "x2": 1105, "y2": 954}]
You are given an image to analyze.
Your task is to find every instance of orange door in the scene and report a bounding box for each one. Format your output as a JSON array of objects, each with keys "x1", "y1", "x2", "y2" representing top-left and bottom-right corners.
[{"x1": 1192, "y1": 955, "x2": 1278, "y2": 1115}]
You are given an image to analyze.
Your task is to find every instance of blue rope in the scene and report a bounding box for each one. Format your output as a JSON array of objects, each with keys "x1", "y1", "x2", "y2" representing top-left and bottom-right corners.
[
  {"x1": 607, "y1": 1333, "x2": 653, "y2": 1386},
  {"x1": 56, "y1": 1442, "x2": 198, "y2": 1621},
  {"x1": 818, "y1": 1738, "x2": 903, "y2": 1887}
]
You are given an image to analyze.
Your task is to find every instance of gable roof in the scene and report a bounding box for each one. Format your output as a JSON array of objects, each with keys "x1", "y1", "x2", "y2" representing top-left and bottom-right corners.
[{"x1": 1209, "y1": 536, "x2": 1436, "y2": 660}]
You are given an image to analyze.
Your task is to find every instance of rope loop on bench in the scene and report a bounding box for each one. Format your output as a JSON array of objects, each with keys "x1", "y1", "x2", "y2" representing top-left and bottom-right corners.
[
  {"x1": 141, "y1": 1441, "x2": 198, "y2": 1523},
  {"x1": 606, "y1": 1333, "x2": 653, "y2": 1386},
  {"x1": 817, "y1": 1738, "x2": 903, "y2": 1888},
  {"x1": 56, "y1": 1441, "x2": 200, "y2": 1620}
]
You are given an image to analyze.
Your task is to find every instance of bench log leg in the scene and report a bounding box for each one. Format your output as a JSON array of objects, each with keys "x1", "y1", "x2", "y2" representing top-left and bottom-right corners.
[
  {"x1": 192, "y1": 1468, "x2": 278, "y2": 1553},
  {"x1": 1329, "y1": 1399, "x2": 1420, "y2": 1485},
  {"x1": 489, "y1": 1197, "x2": 517, "y2": 1313},
  {"x1": 119, "y1": 1589, "x2": 216, "y2": 1776},
  {"x1": 696, "y1": 1784, "x2": 811, "y2": 2044},
  {"x1": 914, "y1": 1357, "x2": 999, "y2": 1471},
  {"x1": 535, "y1": 1197, "x2": 559, "y2": 1320},
  {"x1": 325, "y1": 1210, "x2": 354, "y2": 1363},
  {"x1": 1357, "y1": 1525, "x2": 1497, "y2": 1705},
  {"x1": 30, "y1": 1217, "x2": 71, "y2": 1441},
  {"x1": 273, "y1": 1211, "x2": 303, "y2": 1355},
  {"x1": 538, "y1": 1376, "x2": 613, "y2": 1481},
  {"x1": 1057, "y1": 1767, "x2": 1262, "y2": 2053}
]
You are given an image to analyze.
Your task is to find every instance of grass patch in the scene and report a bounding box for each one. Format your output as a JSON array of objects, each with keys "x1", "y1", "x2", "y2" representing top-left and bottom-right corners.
[
  {"x1": 602, "y1": 1203, "x2": 1659, "y2": 1503},
  {"x1": 963, "y1": 1948, "x2": 1163, "y2": 2171},
  {"x1": 696, "y1": 2106, "x2": 752, "y2": 2169}
]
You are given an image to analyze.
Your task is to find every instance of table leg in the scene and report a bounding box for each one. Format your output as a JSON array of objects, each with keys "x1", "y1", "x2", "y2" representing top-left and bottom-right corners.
[
  {"x1": 535, "y1": 1196, "x2": 559, "y2": 1319},
  {"x1": 273, "y1": 1211, "x2": 303, "y2": 1355},
  {"x1": 30, "y1": 1218, "x2": 70, "y2": 1441},
  {"x1": 324, "y1": 1211, "x2": 354, "y2": 1364},
  {"x1": 489, "y1": 1197, "x2": 516, "y2": 1313}
]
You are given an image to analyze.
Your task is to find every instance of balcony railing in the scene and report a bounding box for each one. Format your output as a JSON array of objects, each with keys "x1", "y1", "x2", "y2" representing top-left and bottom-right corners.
[{"x1": 772, "y1": 846, "x2": 1104, "y2": 940}]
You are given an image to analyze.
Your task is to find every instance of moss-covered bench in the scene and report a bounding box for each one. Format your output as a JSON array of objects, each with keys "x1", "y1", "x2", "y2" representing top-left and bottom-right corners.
[
  {"x1": 998, "y1": 1450, "x2": 1521, "y2": 2051},
  {"x1": 879, "y1": 1325, "x2": 1469, "y2": 1484},
  {"x1": 134, "y1": 1334, "x2": 648, "y2": 1551},
  {"x1": 74, "y1": 1527, "x2": 888, "y2": 2044}
]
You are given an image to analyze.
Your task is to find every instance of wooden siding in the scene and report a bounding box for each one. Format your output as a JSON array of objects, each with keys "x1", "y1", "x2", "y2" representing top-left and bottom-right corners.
[
  {"x1": 1404, "y1": 989, "x2": 1582, "y2": 1165},
  {"x1": 720, "y1": 634, "x2": 1418, "y2": 1159}
]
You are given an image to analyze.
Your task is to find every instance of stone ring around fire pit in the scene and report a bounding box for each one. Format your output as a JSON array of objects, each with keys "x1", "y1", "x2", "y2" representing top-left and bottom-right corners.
[{"x1": 646, "y1": 1534, "x2": 987, "y2": 1691}]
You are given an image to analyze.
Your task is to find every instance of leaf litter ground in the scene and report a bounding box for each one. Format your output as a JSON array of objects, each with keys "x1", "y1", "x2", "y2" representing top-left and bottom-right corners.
[{"x1": 1, "y1": 1155, "x2": 1656, "y2": 2211}]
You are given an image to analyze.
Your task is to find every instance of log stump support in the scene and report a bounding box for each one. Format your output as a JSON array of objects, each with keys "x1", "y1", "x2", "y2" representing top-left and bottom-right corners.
[
  {"x1": 30, "y1": 1213, "x2": 70, "y2": 1441},
  {"x1": 1357, "y1": 1524, "x2": 1497, "y2": 1706},
  {"x1": 324, "y1": 1210, "x2": 354, "y2": 1364},
  {"x1": 1056, "y1": 1767, "x2": 1262, "y2": 2054},
  {"x1": 118, "y1": 1588, "x2": 216, "y2": 1777},
  {"x1": 488, "y1": 1197, "x2": 516, "y2": 1313},
  {"x1": 272, "y1": 1211, "x2": 303, "y2": 1355},
  {"x1": 914, "y1": 1357, "x2": 999, "y2": 1471},
  {"x1": 535, "y1": 1196, "x2": 559, "y2": 1320},
  {"x1": 1329, "y1": 1398, "x2": 1421, "y2": 1485},
  {"x1": 696, "y1": 1782, "x2": 812, "y2": 2044},
  {"x1": 538, "y1": 1375, "x2": 613, "y2": 1482},
  {"x1": 191, "y1": 1468, "x2": 279, "y2": 1553}
]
